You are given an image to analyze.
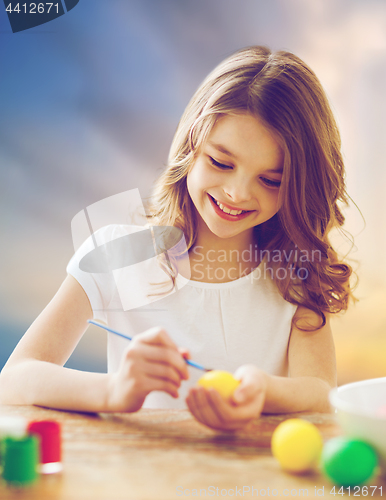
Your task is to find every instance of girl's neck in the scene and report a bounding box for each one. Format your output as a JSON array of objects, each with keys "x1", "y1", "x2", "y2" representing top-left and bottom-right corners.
[
  {"x1": 194, "y1": 219, "x2": 257, "y2": 254},
  {"x1": 186, "y1": 222, "x2": 260, "y2": 283}
]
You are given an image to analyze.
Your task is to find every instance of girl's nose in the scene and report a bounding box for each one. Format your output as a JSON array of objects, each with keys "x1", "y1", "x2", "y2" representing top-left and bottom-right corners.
[{"x1": 223, "y1": 180, "x2": 254, "y2": 206}]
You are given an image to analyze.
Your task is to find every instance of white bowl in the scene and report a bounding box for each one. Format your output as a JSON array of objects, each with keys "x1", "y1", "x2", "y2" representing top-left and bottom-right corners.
[{"x1": 329, "y1": 377, "x2": 386, "y2": 475}]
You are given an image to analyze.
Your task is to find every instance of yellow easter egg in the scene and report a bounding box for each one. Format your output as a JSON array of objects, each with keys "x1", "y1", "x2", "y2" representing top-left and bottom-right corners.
[
  {"x1": 197, "y1": 370, "x2": 240, "y2": 400},
  {"x1": 271, "y1": 418, "x2": 323, "y2": 473}
]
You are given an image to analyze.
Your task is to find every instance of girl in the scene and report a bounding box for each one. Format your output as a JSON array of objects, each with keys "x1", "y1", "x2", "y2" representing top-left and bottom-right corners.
[{"x1": 0, "y1": 46, "x2": 355, "y2": 431}]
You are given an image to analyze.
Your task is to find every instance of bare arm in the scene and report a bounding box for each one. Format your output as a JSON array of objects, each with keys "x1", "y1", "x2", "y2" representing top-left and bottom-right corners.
[
  {"x1": 262, "y1": 305, "x2": 337, "y2": 414},
  {"x1": 186, "y1": 305, "x2": 336, "y2": 430},
  {"x1": 0, "y1": 275, "x2": 189, "y2": 413},
  {"x1": 0, "y1": 275, "x2": 110, "y2": 412}
]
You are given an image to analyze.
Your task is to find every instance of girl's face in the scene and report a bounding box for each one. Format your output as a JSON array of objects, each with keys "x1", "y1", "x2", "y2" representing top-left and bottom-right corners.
[{"x1": 186, "y1": 112, "x2": 284, "y2": 246}]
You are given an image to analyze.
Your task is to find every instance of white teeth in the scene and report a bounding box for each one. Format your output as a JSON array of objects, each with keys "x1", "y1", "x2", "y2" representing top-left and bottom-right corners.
[{"x1": 215, "y1": 198, "x2": 244, "y2": 216}]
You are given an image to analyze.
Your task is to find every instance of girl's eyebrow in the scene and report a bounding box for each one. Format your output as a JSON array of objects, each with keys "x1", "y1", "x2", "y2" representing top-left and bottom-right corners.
[
  {"x1": 208, "y1": 141, "x2": 238, "y2": 159},
  {"x1": 207, "y1": 141, "x2": 283, "y2": 174}
]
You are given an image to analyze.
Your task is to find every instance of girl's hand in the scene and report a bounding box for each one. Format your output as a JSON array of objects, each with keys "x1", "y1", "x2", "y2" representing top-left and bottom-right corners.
[
  {"x1": 186, "y1": 365, "x2": 267, "y2": 431},
  {"x1": 106, "y1": 327, "x2": 190, "y2": 413}
]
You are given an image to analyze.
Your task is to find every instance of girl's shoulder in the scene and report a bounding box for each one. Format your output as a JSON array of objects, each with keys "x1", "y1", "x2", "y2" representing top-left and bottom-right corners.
[
  {"x1": 71, "y1": 224, "x2": 149, "y2": 269},
  {"x1": 90, "y1": 223, "x2": 149, "y2": 244}
]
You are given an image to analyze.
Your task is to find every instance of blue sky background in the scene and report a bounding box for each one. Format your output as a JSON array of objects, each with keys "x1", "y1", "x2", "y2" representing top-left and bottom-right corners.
[{"x1": 1, "y1": 0, "x2": 386, "y2": 383}]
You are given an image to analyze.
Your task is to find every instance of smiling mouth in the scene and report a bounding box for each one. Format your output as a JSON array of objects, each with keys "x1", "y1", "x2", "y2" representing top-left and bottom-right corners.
[{"x1": 209, "y1": 195, "x2": 252, "y2": 215}]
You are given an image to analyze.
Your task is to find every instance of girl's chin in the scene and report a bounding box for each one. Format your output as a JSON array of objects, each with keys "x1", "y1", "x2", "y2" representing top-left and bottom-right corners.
[{"x1": 204, "y1": 220, "x2": 253, "y2": 240}]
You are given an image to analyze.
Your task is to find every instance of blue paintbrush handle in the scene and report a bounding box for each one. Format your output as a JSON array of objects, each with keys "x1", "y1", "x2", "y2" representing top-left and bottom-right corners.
[
  {"x1": 87, "y1": 320, "x2": 211, "y2": 372},
  {"x1": 183, "y1": 359, "x2": 210, "y2": 371},
  {"x1": 88, "y1": 319, "x2": 133, "y2": 340}
]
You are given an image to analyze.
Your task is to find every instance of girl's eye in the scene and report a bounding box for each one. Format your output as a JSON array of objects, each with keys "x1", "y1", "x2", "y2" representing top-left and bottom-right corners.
[
  {"x1": 261, "y1": 177, "x2": 281, "y2": 188},
  {"x1": 209, "y1": 157, "x2": 232, "y2": 170},
  {"x1": 209, "y1": 156, "x2": 281, "y2": 188}
]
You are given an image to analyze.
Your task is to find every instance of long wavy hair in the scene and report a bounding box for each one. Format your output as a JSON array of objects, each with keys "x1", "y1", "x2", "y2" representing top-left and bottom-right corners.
[{"x1": 144, "y1": 45, "x2": 358, "y2": 331}]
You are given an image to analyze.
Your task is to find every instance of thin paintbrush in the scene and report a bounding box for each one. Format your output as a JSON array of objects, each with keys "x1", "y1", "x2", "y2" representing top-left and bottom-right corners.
[{"x1": 87, "y1": 319, "x2": 211, "y2": 372}]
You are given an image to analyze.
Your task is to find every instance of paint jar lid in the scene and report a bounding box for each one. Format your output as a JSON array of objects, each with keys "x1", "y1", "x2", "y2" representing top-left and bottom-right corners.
[
  {"x1": 27, "y1": 420, "x2": 61, "y2": 465},
  {"x1": 2, "y1": 435, "x2": 39, "y2": 485},
  {"x1": 0, "y1": 416, "x2": 28, "y2": 439}
]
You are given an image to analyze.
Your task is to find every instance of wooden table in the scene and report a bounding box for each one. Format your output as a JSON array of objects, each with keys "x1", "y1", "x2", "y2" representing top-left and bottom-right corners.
[{"x1": 0, "y1": 405, "x2": 385, "y2": 499}]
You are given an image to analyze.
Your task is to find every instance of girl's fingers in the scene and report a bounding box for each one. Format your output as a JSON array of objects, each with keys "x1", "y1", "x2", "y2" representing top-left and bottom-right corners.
[
  {"x1": 141, "y1": 375, "x2": 180, "y2": 399},
  {"x1": 232, "y1": 366, "x2": 267, "y2": 405},
  {"x1": 129, "y1": 341, "x2": 189, "y2": 381},
  {"x1": 142, "y1": 329, "x2": 190, "y2": 367},
  {"x1": 206, "y1": 402, "x2": 252, "y2": 431},
  {"x1": 205, "y1": 390, "x2": 245, "y2": 429},
  {"x1": 187, "y1": 386, "x2": 264, "y2": 431},
  {"x1": 232, "y1": 382, "x2": 259, "y2": 405},
  {"x1": 208, "y1": 388, "x2": 263, "y2": 425},
  {"x1": 186, "y1": 388, "x2": 215, "y2": 427},
  {"x1": 141, "y1": 359, "x2": 182, "y2": 388},
  {"x1": 186, "y1": 392, "x2": 201, "y2": 421},
  {"x1": 190, "y1": 388, "x2": 226, "y2": 429},
  {"x1": 186, "y1": 388, "x2": 207, "y2": 424},
  {"x1": 139, "y1": 327, "x2": 178, "y2": 349},
  {"x1": 188, "y1": 366, "x2": 268, "y2": 430},
  {"x1": 134, "y1": 328, "x2": 189, "y2": 380},
  {"x1": 179, "y1": 347, "x2": 191, "y2": 360},
  {"x1": 196, "y1": 388, "x2": 220, "y2": 425}
]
